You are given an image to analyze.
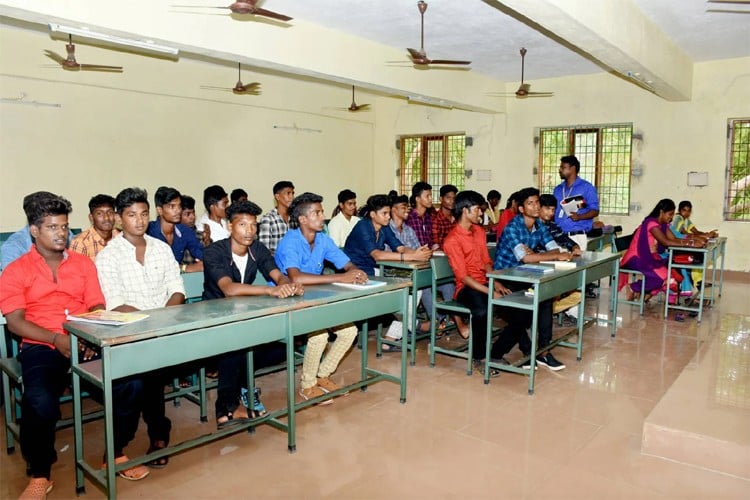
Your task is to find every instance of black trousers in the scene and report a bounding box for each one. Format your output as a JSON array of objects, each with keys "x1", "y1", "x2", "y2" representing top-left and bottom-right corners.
[
  {"x1": 456, "y1": 281, "x2": 554, "y2": 361},
  {"x1": 18, "y1": 344, "x2": 142, "y2": 479}
]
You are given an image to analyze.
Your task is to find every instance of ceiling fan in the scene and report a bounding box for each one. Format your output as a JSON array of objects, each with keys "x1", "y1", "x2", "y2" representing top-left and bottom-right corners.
[
  {"x1": 44, "y1": 35, "x2": 123, "y2": 72},
  {"x1": 201, "y1": 62, "x2": 261, "y2": 95},
  {"x1": 406, "y1": 1, "x2": 470, "y2": 67},
  {"x1": 488, "y1": 48, "x2": 553, "y2": 98},
  {"x1": 706, "y1": 0, "x2": 750, "y2": 13},
  {"x1": 333, "y1": 86, "x2": 370, "y2": 112},
  {"x1": 172, "y1": 1, "x2": 292, "y2": 21}
]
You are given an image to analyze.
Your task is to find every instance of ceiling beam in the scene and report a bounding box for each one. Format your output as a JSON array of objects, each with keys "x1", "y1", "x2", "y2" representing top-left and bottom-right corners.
[{"x1": 482, "y1": 0, "x2": 693, "y2": 101}]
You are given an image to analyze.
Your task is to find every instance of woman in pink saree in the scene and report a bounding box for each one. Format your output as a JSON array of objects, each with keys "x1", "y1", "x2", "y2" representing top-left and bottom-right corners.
[{"x1": 619, "y1": 199, "x2": 694, "y2": 300}]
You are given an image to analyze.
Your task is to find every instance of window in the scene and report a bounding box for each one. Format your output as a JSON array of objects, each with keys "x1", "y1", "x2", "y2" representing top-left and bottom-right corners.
[
  {"x1": 725, "y1": 118, "x2": 750, "y2": 222},
  {"x1": 538, "y1": 123, "x2": 633, "y2": 215},
  {"x1": 399, "y1": 134, "x2": 465, "y2": 195}
]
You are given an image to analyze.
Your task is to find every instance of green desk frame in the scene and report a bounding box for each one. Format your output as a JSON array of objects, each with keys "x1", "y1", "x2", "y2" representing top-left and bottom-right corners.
[
  {"x1": 377, "y1": 260, "x2": 432, "y2": 365},
  {"x1": 66, "y1": 280, "x2": 409, "y2": 499},
  {"x1": 664, "y1": 237, "x2": 726, "y2": 323},
  {"x1": 484, "y1": 252, "x2": 620, "y2": 394}
]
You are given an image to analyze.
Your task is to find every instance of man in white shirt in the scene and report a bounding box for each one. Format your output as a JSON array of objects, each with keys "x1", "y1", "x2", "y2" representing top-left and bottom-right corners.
[
  {"x1": 96, "y1": 187, "x2": 186, "y2": 469},
  {"x1": 197, "y1": 185, "x2": 230, "y2": 242},
  {"x1": 327, "y1": 189, "x2": 359, "y2": 247}
]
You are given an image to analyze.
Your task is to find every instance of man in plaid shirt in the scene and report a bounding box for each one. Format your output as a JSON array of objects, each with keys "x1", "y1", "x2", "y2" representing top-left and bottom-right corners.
[
  {"x1": 405, "y1": 181, "x2": 435, "y2": 248},
  {"x1": 431, "y1": 184, "x2": 457, "y2": 250},
  {"x1": 258, "y1": 180, "x2": 295, "y2": 254}
]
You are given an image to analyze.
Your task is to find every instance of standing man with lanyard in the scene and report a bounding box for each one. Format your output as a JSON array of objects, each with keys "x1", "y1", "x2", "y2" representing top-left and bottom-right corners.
[{"x1": 553, "y1": 155, "x2": 600, "y2": 297}]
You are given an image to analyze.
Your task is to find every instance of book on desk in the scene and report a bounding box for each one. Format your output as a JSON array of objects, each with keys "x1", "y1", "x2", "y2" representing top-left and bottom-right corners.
[
  {"x1": 66, "y1": 310, "x2": 149, "y2": 326},
  {"x1": 332, "y1": 280, "x2": 387, "y2": 290},
  {"x1": 539, "y1": 260, "x2": 577, "y2": 270},
  {"x1": 516, "y1": 264, "x2": 555, "y2": 274}
]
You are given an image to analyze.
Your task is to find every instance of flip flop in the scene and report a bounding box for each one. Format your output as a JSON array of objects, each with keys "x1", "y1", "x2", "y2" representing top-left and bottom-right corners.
[
  {"x1": 102, "y1": 455, "x2": 150, "y2": 481},
  {"x1": 381, "y1": 343, "x2": 402, "y2": 353},
  {"x1": 216, "y1": 411, "x2": 250, "y2": 430},
  {"x1": 146, "y1": 440, "x2": 169, "y2": 469}
]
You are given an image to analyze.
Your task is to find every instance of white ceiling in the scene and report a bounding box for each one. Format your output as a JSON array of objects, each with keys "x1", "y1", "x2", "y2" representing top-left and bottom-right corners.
[{"x1": 267, "y1": 0, "x2": 750, "y2": 81}]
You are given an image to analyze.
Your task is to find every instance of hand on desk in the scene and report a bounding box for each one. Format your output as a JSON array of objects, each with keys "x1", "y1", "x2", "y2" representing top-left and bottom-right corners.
[
  {"x1": 339, "y1": 269, "x2": 369, "y2": 285},
  {"x1": 492, "y1": 281, "x2": 512, "y2": 299},
  {"x1": 270, "y1": 283, "x2": 304, "y2": 298}
]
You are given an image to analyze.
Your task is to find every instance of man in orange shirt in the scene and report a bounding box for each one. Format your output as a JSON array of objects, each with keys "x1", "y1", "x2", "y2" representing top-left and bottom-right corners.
[
  {"x1": 443, "y1": 191, "x2": 512, "y2": 370},
  {"x1": 69, "y1": 194, "x2": 119, "y2": 260}
]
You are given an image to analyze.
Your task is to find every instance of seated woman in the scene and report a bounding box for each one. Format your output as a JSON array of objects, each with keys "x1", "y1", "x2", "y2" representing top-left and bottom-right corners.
[{"x1": 618, "y1": 198, "x2": 704, "y2": 301}]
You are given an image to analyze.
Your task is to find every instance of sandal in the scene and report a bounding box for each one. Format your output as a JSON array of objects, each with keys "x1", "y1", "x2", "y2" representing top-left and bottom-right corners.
[
  {"x1": 19, "y1": 478, "x2": 53, "y2": 500},
  {"x1": 217, "y1": 407, "x2": 250, "y2": 429},
  {"x1": 146, "y1": 440, "x2": 169, "y2": 469},
  {"x1": 102, "y1": 455, "x2": 149, "y2": 481},
  {"x1": 380, "y1": 341, "x2": 402, "y2": 353}
]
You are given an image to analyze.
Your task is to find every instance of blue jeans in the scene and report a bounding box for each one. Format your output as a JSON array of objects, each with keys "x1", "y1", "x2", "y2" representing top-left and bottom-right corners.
[{"x1": 18, "y1": 344, "x2": 142, "y2": 478}]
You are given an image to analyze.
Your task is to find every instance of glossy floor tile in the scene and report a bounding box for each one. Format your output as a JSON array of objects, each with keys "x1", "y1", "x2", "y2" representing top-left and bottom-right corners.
[{"x1": 2, "y1": 278, "x2": 749, "y2": 499}]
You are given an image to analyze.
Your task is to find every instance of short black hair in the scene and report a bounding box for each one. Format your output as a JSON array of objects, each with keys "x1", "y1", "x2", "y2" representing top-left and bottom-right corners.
[
  {"x1": 539, "y1": 194, "x2": 558, "y2": 208},
  {"x1": 561, "y1": 155, "x2": 580, "y2": 173},
  {"x1": 230, "y1": 188, "x2": 248, "y2": 204},
  {"x1": 154, "y1": 186, "x2": 181, "y2": 207},
  {"x1": 506, "y1": 191, "x2": 521, "y2": 208},
  {"x1": 389, "y1": 193, "x2": 409, "y2": 206},
  {"x1": 453, "y1": 190, "x2": 485, "y2": 219},
  {"x1": 25, "y1": 193, "x2": 72, "y2": 227},
  {"x1": 181, "y1": 195, "x2": 196, "y2": 211},
  {"x1": 517, "y1": 187, "x2": 541, "y2": 207},
  {"x1": 115, "y1": 187, "x2": 149, "y2": 214},
  {"x1": 647, "y1": 198, "x2": 676, "y2": 219},
  {"x1": 203, "y1": 185, "x2": 228, "y2": 211},
  {"x1": 22, "y1": 191, "x2": 56, "y2": 212},
  {"x1": 678, "y1": 200, "x2": 692, "y2": 211},
  {"x1": 272, "y1": 181, "x2": 294, "y2": 195},
  {"x1": 289, "y1": 192, "x2": 324, "y2": 229},
  {"x1": 487, "y1": 189, "x2": 501, "y2": 201},
  {"x1": 439, "y1": 184, "x2": 458, "y2": 198},
  {"x1": 88, "y1": 194, "x2": 115, "y2": 213},
  {"x1": 226, "y1": 199, "x2": 262, "y2": 223},
  {"x1": 410, "y1": 181, "x2": 432, "y2": 207},
  {"x1": 365, "y1": 194, "x2": 391, "y2": 218},
  {"x1": 337, "y1": 189, "x2": 356, "y2": 204}
]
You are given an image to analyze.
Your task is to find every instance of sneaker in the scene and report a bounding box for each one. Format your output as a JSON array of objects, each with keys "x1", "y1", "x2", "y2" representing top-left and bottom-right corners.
[
  {"x1": 299, "y1": 385, "x2": 333, "y2": 405},
  {"x1": 316, "y1": 377, "x2": 349, "y2": 397},
  {"x1": 521, "y1": 358, "x2": 540, "y2": 370},
  {"x1": 536, "y1": 353, "x2": 566, "y2": 371}
]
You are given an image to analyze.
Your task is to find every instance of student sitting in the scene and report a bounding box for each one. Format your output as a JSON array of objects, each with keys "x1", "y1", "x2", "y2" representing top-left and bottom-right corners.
[
  {"x1": 619, "y1": 199, "x2": 702, "y2": 301},
  {"x1": 0, "y1": 194, "x2": 145, "y2": 497},
  {"x1": 69, "y1": 194, "x2": 119, "y2": 261},
  {"x1": 494, "y1": 187, "x2": 570, "y2": 371},
  {"x1": 202, "y1": 200, "x2": 303, "y2": 427},
  {"x1": 327, "y1": 189, "x2": 360, "y2": 247},
  {"x1": 198, "y1": 185, "x2": 230, "y2": 242},
  {"x1": 275, "y1": 193, "x2": 368, "y2": 402},
  {"x1": 96, "y1": 187, "x2": 186, "y2": 469},
  {"x1": 180, "y1": 195, "x2": 211, "y2": 258},
  {"x1": 672, "y1": 200, "x2": 717, "y2": 288},
  {"x1": 147, "y1": 186, "x2": 204, "y2": 272},
  {"x1": 495, "y1": 191, "x2": 520, "y2": 242},
  {"x1": 404, "y1": 182, "x2": 436, "y2": 249},
  {"x1": 259, "y1": 180, "x2": 295, "y2": 254},
  {"x1": 230, "y1": 188, "x2": 248, "y2": 205},
  {"x1": 0, "y1": 191, "x2": 74, "y2": 271}
]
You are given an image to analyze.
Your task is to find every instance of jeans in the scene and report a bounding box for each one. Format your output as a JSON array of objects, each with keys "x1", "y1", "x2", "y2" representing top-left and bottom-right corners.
[{"x1": 18, "y1": 344, "x2": 142, "y2": 479}]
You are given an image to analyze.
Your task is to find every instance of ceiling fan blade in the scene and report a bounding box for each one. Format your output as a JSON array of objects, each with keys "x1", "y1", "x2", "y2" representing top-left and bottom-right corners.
[
  {"x1": 253, "y1": 7, "x2": 293, "y2": 21},
  {"x1": 170, "y1": 5, "x2": 230, "y2": 9},
  {"x1": 240, "y1": 83, "x2": 261, "y2": 90},
  {"x1": 79, "y1": 64, "x2": 124, "y2": 72},
  {"x1": 200, "y1": 85, "x2": 232, "y2": 91},
  {"x1": 351, "y1": 103, "x2": 371, "y2": 111},
  {"x1": 43, "y1": 50, "x2": 65, "y2": 65},
  {"x1": 525, "y1": 92, "x2": 554, "y2": 97},
  {"x1": 428, "y1": 59, "x2": 471, "y2": 65}
]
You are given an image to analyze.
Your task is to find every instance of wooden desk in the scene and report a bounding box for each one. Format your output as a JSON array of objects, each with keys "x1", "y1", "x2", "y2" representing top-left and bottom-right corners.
[
  {"x1": 377, "y1": 260, "x2": 432, "y2": 365},
  {"x1": 66, "y1": 279, "x2": 409, "y2": 499},
  {"x1": 484, "y1": 251, "x2": 620, "y2": 394},
  {"x1": 664, "y1": 236, "x2": 727, "y2": 323}
]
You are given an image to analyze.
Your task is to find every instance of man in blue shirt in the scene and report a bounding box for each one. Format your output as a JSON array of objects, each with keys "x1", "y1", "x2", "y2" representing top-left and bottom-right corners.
[
  {"x1": 147, "y1": 186, "x2": 204, "y2": 273},
  {"x1": 275, "y1": 192, "x2": 369, "y2": 403},
  {"x1": 553, "y1": 155, "x2": 600, "y2": 247},
  {"x1": 495, "y1": 187, "x2": 572, "y2": 371}
]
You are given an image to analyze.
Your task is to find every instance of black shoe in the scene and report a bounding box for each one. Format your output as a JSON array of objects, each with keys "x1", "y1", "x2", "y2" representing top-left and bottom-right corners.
[
  {"x1": 560, "y1": 314, "x2": 578, "y2": 327},
  {"x1": 536, "y1": 353, "x2": 566, "y2": 371}
]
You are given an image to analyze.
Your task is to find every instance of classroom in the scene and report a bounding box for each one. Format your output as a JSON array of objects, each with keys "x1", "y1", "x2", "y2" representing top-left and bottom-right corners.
[{"x1": 1, "y1": 1, "x2": 749, "y2": 498}]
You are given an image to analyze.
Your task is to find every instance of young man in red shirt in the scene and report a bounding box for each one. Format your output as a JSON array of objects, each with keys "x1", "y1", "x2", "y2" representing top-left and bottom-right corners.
[
  {"x1": 0, "y1": 194, "x2": 145, "y2": 499},
  {"x1": 443, "y1": 191, "x2": 512, "y2": 370}
]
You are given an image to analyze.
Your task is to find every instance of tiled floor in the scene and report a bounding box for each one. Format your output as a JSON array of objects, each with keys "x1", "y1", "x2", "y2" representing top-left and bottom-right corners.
[{"x1": 2, "y1": 278, "x2": 749, "y2": 499}]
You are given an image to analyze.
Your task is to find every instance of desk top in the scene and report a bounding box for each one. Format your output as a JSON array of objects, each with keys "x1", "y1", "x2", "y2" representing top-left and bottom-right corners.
[
  {"x1": 487, "y1": 251, "x2": 620, "y2": 284},
  {"x1": 668, "y1": 236, "x2": 727, "y2": 253},
  {"x1": 377, "y1": 259, "x2": 431, "y2": 270},
  {"x1": 64, "y1": 278, "x2": 410, "y2": 347}
]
